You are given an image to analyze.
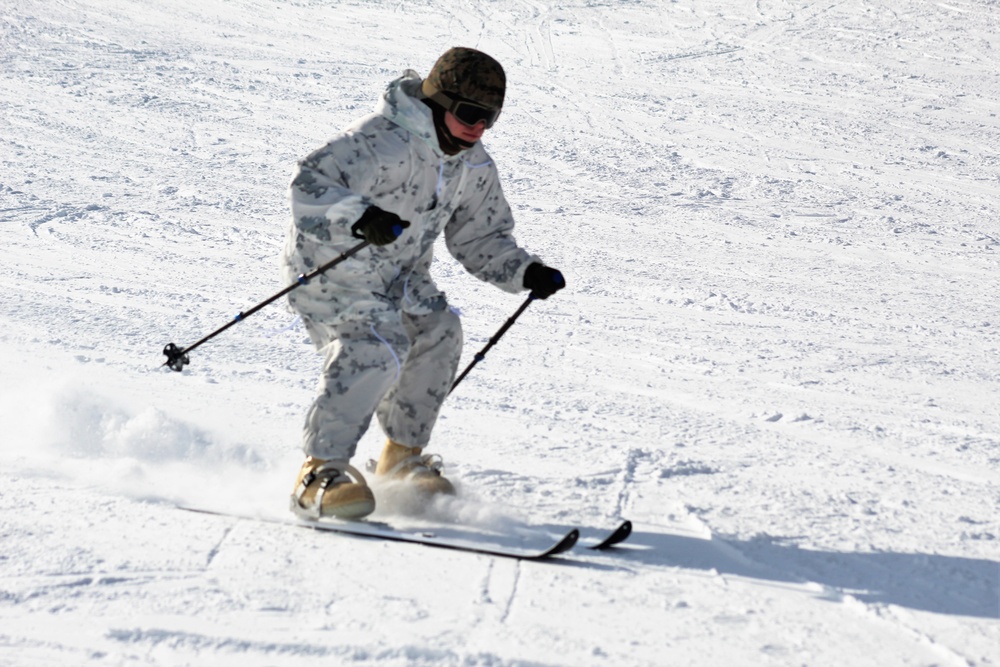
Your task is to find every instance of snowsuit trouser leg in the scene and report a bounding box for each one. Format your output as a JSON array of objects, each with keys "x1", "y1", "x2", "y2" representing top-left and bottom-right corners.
[
  {"x1": 302, "y1": 318, "x2": 411, "y2": 462},
  {"x1": 301, "y1": 308, "x2": 462, "y2": 461},
  {"x1": 376, "y1": 308, "x2": 463, "y2": 448}
]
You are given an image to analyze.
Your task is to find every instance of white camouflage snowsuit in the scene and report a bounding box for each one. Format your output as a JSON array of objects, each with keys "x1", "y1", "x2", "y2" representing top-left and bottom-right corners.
[{"x1": 281, "y1": 70, "x2": 539, "y2": 462}]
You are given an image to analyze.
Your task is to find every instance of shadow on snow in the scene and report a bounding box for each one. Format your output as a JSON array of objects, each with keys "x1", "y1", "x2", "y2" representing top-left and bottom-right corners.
[{"x1": 611, "y1": 529, "x2": 999, "y2": 619}]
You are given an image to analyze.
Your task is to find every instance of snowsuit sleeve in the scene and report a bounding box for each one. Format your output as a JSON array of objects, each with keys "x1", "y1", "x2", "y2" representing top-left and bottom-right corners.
[
  {"x1": 288, "y1": 132, "x2": 378, "y2": 245},
  {"x1": 444, "y1": 162, "x2": 537, "y2": 293}
]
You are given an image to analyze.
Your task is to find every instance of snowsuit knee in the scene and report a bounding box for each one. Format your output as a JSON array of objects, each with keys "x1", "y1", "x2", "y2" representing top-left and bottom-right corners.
[{"x1": 301, "y1": 309, "x2": 462, "y2": 461}]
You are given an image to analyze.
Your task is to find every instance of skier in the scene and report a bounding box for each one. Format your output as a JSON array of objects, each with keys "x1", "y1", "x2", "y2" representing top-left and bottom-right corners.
[{"x1": 281, "y1": 47, "x2": 566, "y2": 520}]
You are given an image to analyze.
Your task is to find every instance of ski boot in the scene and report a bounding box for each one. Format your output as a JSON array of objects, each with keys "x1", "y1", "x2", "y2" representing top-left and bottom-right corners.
[
  {"x1": 290, "y1": 457, "x2": 375, "y2": 520},
  {"x1": 373, "y1": 440, "x2": 455, "y2": 496}
]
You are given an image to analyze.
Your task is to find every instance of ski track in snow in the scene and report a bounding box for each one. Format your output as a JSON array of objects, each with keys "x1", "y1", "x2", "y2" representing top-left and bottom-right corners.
[{"x1": 2, "y1": 0, "x2": 999, "y2": 665}]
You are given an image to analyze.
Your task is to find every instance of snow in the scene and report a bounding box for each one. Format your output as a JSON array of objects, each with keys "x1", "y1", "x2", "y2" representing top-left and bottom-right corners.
[{"x1": 1, "y1": 0, "x2": 998, "y2": 664}]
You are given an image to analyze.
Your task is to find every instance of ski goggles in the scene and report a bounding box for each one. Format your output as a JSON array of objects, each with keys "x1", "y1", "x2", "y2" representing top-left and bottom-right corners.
[{"x1": 428, "y1": 90, "x2": 502, "y2": 129}]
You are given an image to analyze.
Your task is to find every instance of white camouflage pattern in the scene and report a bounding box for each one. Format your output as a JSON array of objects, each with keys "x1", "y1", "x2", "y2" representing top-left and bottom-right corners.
[{"x1": 281, "y1": 70, "x2": 538, "y2": 460}]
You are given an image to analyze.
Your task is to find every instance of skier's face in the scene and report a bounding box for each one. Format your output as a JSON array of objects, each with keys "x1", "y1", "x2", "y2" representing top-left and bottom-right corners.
[{"x1": 444, "y1": 111, "x2": 487, "y2": 143}]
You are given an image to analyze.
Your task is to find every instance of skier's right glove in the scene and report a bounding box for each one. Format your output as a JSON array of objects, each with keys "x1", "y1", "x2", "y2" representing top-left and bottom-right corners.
[
  {"x1": 351, "y1": 206, "x2": 410, "y2": 246},
  {"x1": 523, "y1": 262, "x2": 565, "y2": 299}
]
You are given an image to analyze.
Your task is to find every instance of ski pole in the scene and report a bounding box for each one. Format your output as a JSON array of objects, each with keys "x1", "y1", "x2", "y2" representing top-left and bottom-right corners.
[
  {"x1": 449, "y1": 293, "x2": 537, "y2": 395},
  {"x1": 161, "y1": 240, "x2": 371, "y2": 371}
]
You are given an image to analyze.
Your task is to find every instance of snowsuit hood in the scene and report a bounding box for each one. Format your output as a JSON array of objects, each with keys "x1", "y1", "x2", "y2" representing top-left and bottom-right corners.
[{"x1": 377, "y1": 71, "x2": 448, "y2": 157}]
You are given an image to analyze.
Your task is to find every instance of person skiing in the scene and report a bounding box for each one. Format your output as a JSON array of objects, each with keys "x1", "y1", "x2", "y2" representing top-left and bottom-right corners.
[{"x1": 281, "y1": 47, "x2": 566, "y2": 520}]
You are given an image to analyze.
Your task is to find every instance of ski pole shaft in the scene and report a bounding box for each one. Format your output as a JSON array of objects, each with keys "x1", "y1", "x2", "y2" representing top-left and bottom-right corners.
[
  {"x1": 449, "y1": 293, "x2": 536, "y2": 395},
  {"x1": 162, "y1": 240, "x2": 370, "y2": 371}
]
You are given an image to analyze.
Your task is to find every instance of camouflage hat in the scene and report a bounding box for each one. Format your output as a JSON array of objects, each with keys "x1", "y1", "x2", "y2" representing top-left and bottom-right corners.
[{"x1": 422, "y1": 47, "x2": 506, "y2": 110}]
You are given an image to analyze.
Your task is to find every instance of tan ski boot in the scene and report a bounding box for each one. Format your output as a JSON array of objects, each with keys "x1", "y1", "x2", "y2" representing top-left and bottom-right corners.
[
  {"x1": 290, "y1": 457, "x2": 375, "y2": 520},
  {"x1": 374, "y1": 440, "x2": 455, "y2": 496}
]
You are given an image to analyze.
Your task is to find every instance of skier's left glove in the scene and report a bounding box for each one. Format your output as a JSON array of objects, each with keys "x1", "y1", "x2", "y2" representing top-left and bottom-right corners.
[
  {"x1": 523, "y1": 262, "x2": 565, "y2": 299},
  {"x1": 351, "y1": 205, "x2": 410, "y2": 246}
]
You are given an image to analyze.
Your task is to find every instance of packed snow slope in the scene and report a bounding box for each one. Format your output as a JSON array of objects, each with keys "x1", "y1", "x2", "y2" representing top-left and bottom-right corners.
[{"x1": 2, "y1": 0, "x2": 998, "y2": 665}]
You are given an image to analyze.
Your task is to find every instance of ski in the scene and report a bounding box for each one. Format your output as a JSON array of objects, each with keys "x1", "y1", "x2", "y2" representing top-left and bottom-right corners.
[
  {"x1": 179, "y1": 506, "x2": 579, "y2": 560},
  {"x1": 578, "y1": 519, "x2": 633, "y2": 550}
]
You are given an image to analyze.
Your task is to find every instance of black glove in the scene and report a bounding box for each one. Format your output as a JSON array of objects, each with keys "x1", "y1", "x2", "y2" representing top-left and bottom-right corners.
[
  {"x1": 522, "y1": 262, "x2": 565, "y2": 299},
  {"x1": 351, "y1": 206, "x2": 410, "y2": 246}
]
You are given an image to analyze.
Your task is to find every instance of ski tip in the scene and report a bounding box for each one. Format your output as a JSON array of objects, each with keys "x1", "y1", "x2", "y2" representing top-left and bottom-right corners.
[
  {"x1": 614, "y1": 519, "x2": 633, "y2": 543},
  {"x1": 589, "y1": 519, "x2": 633, "y2": 550},
  {"x1": 546, "y1": 528, "x2": 580, "y2": 556}
]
